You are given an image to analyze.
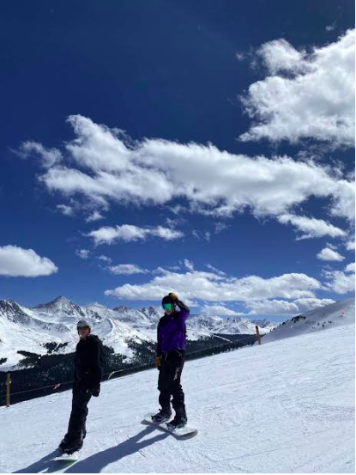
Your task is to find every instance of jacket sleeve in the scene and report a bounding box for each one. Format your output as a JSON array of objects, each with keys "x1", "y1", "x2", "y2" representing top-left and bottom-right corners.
[
  {"x1": 88, "y1": 339, "x2": 104, "y2": 389},
  {"x1": 156, "y1": 319, "x2": 162, "y2": 357},
  {"x1": 174, "y1": 299, "x2": 190, "y2": 329}
]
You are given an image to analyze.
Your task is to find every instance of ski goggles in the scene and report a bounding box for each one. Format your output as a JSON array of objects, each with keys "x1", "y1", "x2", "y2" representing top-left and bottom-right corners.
[{"x1": 163, "y1": 303, "x2": 174, "y2": 310}]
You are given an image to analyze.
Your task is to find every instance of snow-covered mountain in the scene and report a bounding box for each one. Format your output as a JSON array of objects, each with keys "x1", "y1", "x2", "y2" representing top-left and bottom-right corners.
[
  {"x1": 33, "y1": 296, "x2": 103, "y2": 323},
  {"x1": 111, "y1": 305, "x2": 278, "y2": 339},
  {"x1": 188, "y1": 314, "x2": 277, "y2": 337},
  {"x1": 2, "y1": 294, "x2": 349, "y2": 370},
  {"x1": 0, "y1": 306, "x2": 354, "y2": 473},
  {"x1": 0, "y1": 297, "x2": 151, "y2": 370},
  {"x1": 263, "y1": 297, "x2": 355, "y2": 344}
]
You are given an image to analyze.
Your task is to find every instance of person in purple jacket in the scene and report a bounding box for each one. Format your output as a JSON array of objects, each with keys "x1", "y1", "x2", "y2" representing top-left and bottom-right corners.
[{"x1": 152, "y1": 292, "x2": 190, "y2": 429}]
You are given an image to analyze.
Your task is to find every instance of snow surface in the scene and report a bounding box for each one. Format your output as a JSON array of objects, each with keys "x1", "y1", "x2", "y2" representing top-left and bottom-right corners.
[{"x1": 0, "y1": 317, "x2": 354, "y2": 473}]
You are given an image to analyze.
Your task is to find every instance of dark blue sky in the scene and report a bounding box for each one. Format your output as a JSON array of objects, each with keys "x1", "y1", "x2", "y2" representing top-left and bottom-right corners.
[{"x1": 0, "y1": 0, "x2": 354, "y2": 318}]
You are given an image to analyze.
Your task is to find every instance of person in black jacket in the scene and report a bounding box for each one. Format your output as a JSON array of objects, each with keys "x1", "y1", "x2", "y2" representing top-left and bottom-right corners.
[{"x1": 59, "y1": 320, "x2": 104, "y2": 454}]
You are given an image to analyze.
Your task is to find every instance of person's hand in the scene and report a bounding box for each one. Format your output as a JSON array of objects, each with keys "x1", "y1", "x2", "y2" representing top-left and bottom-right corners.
[
  {"x1": 155, "y1": 356, "x2": 162, "y2": 370},
  {"x1": 168, "y1": 292, "x2": 178, "y2": 301},
  {"x1": 88, "y1": 385, "x2": 100, "y2": 397}
]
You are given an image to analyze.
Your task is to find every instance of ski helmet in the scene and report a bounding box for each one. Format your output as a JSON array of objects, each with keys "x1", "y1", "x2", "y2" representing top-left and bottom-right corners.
[
  {"x1": 77, "y1": 319, "x2": 91, "y2": 330},
  {"x1": 162, "y1": 295, "x2": 176, "y2": 310}
]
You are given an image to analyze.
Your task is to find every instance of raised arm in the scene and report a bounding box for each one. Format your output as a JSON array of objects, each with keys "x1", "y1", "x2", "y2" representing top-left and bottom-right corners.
[{"x1": 169, "y1": 293, "x2": 190, "y2": 327}]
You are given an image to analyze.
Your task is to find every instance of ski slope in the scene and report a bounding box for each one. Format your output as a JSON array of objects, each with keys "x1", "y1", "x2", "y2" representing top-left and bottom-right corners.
[{"x1": 0, "y1": 320, "x2": 354, "y2": 473}]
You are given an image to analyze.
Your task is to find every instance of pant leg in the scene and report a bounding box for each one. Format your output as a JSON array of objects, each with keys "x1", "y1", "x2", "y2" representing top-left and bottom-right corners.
[
  {"x1": 158, "y1": 358, "x2": 173, "y2": 413},
  {"x1": 66, "y1": 383, "x2": 92, "y2": 441},
  {"x1": 158, "y1": 351, "x2": 186, "y2": 419},
  {"x1": 170, "y1": 351, "x2": 187, "y2": 419}
]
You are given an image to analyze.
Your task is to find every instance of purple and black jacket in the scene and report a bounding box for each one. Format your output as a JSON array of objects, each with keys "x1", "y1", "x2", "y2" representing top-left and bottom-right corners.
[{"x1": 157, "y1": 299, "x2": 190, "y2": 356}]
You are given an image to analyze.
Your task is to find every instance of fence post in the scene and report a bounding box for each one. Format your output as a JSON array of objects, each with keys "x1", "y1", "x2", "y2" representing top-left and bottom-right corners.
[
  {"x1": 6, "y1": 372, "x2": 11, "y2": 407},
  {"x1": 255, "y1": 325, "x2": 261, "y2": 345}
]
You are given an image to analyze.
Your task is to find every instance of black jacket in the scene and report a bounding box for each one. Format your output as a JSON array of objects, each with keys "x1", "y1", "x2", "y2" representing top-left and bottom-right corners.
[{"x1": 74, "y1": 334, "x2": 104, "y2": 390}]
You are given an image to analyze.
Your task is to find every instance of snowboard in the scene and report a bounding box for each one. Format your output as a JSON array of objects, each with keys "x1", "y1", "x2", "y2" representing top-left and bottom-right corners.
[
  {"x1": 142, "y1": 413, "x2": 198, "y2": 439},
  {"x1": 53, "y1": 450, "x2": 80, "y2": 465}
]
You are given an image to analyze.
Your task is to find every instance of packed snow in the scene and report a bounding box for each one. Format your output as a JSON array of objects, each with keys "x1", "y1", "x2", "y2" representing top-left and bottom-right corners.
[{"x1": 0, "y1": 310, "x2": 354, "y2": 473}]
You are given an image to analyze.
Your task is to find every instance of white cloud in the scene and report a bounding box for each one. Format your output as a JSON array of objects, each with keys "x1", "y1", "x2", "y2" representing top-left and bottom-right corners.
[
  {"x1": 85, "y1": 211, "x2": 104, "y2": 222},
  {"x1": 105, "y1": 266, "x2": 321, "y2": 302},
  {"x1": 183, "y1": 259, "x2": 194, "y2": 272},
  {"x1": 317, "y1": 247, "x2": 345, "y2": 262},
  {"x1": 17, "y1": 141, "x2": 63, "y2": 168},
  {"x1": 76, "y1": 249, "x2": 90, "y2": 260},
  {"x1": 278, "y1": 214, "x2": 347, "y2": 240},
  {"x1": 57, "y1": 204, "x2": 74, "y2": 217},
  {"x1": 326, "y1": 24, "x2": 336, "y2": 32},
  {"x1": 246, "y1": 297, "x2": 335, "y2": 315},
  {"x1": 240, "y1": 30, "x2": 355, "y2": 147},
  {"x1": 323, "y1": 262, "x2": 355, "y2": 294},
  {"x1": 345, "y1": 239, "x2": 355, "y2": 251},
  {"x1": 345, "y1": 262, "x2": 355, "y2": 273},
  {"x1": 0, "y1": 245, "x2": 58, "y2": 277},
  {"x1": 19, "y1": 114, "x2": 354, "y2": 233},
  {"x1": 205, "y1": 264, "x2": 226, "y2": 276},
  {"x1": 235, "y1": 52, "x2": 246, "y2": 61},
  {"x1": 108, "y1": 264, "x2": 149, "y2": 275},
  {"x1": 97, "y1": 255, "x2": 112, "y2": 263},
  {"x1": 256, "y1": 38, "x2": 308, "y2": 75},
  {"x1": 202, "y1": 305, "x2": 241, "y2": 316},
  {"x1": 88, "y1": 224, "x2": 184, "y2": 245}
]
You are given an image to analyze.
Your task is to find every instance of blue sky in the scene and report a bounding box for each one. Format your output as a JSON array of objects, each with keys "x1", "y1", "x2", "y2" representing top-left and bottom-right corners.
[{"x1": 0, "y1": 0, "x2": 354, "y2": 321}]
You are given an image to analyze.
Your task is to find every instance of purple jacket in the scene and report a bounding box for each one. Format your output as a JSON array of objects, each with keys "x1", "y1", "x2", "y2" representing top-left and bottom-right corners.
[{"x1": 157, "y1": 300, "x2": 190, "y2": 356}]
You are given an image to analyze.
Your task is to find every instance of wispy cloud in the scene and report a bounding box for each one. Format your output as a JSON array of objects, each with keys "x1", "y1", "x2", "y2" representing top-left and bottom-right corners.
[
  {"x1": 278, "y1": 214, "x2": 346, "y2": 240},
  {"x1": 88, "y1": 224, "x2": 184, "y2": 245},
  {"x1": 105, "y1": 264, "x2": 321, "y2": 303},
  {"x1": 85, "y1": 211, "x2": 104, "y2": 223},
  {"x1": 322, "y1": 262, "x2": 355, "y2": 294},
  {"x1": 57, "y1": 204, "x2": 75, "y2": 217},
  {"x1": 246, "y1": 297, "x2": 336, "y2": 315},
  {"x1": 17, "y1": 114, "x2": 353, "y2": 239},
  {"x1": 76, "y1": 249, "x2": 90, "y2": 260},
  {"x1": 108, "y1": 264, "x2": 149, "y2": 275},
  {"x1": 97, "y1": 255, "x2": 112, "y2": 264}
]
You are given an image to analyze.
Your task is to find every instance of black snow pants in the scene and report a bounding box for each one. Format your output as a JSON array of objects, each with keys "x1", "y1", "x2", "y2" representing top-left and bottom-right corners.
[
  {"x1": 158, "y1": 349, "x2": 186, "y2": 419},
  {"x1": 66, "y1": 382, "x2": 92, "y2": 442}
]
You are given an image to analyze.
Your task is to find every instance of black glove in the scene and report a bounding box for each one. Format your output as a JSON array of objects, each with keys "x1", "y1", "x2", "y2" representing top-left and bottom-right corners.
[
  {"x1": 89, "y1": 384, "x2": 100, "y2": 397},
  {"x1": 155, "y1": 355, "x2": 162, "y2": 370}
]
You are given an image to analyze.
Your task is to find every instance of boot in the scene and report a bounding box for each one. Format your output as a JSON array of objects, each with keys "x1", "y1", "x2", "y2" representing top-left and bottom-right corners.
[
  {"x1": 167, "y1": 415, "x2": 187, "y2": 430},
  {"x1": 151, "y1": 409, "x2": 172, "y2": 423}
]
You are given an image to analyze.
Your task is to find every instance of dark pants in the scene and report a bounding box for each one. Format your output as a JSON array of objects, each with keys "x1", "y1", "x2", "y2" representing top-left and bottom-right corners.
[
  {"x1": 66, "y1": 382, "x2": 92, "y2": 442},
  {"x1": 158, "y1": 350, "x2": 186, "y2": 419}
]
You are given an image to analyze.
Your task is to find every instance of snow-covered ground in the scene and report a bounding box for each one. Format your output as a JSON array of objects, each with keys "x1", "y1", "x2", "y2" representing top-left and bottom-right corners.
[{"x1": 0, "y1": 315, "x2": 354, "y2": 473}]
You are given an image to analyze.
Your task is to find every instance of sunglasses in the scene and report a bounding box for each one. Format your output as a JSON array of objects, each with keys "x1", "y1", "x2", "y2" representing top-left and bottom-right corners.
[{"x1": 163, "y1": 303, "x2": 174, "y2": 310}]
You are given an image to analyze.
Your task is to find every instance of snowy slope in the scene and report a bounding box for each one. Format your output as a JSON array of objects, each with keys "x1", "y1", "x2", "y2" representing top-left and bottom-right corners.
[
  {"x1": 0, "y1": 318, "x2": 354, "y2": 473},
  {"x1": 263, "y1": 297, "x2": 355, "y2": 344}
]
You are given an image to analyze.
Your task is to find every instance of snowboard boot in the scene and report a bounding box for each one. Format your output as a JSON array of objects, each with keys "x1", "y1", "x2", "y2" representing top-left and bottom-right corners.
[
  {"x1": 59, "y1": 430, "x2": 85, "y2": 455},
  {"x1": 167, "y1": 416, "x2": 187, "y2": 430},
  {"x1": 152, "y1": 409, "x2": 172, "y2": 424},
  {"x1": 61, "y1": 438, "x2": 84, "y2": 455},
  {"x1": 58, "y1": 435, "x2": 71, "y2": 453}
]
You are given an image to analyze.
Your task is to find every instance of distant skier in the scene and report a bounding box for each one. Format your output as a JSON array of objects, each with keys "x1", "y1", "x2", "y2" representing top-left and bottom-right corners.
[
  {"x1": 152, "y1": 292, "x2": 190, "y2": 429},
  {"x1": 59, "y1": 320, "x2": 104, "y2": 454}
]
